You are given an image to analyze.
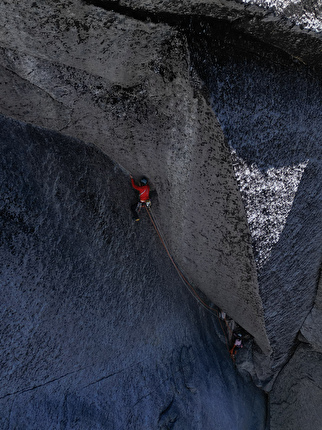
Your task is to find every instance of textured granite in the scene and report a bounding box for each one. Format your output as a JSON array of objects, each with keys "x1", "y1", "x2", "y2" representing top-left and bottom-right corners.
[
  {"x1": 0, "y1": 115, "x2": 268, "y2": 429},
  {"x1": 1, "y1": 0, "x2": 322, "y2": 426},
  {"x1": 83, "y1": 0, "x2": 322, "y2": 70},
  {"x1": 301, "y1": 270, "x2": 322, "y2": 352},
  {"x1": 270, "y1": 344, "x2": 322, "y2": 430},
  {"x1": 0, "y1": 0, "x2": 270, "y2": 354},
  {"x1": 189, "y1": 22, "x2": 322, "y2": 381}
]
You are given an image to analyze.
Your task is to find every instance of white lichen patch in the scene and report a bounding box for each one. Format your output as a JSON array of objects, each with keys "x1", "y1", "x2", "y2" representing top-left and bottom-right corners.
[
  {"x1": 241, "y1": 0, "x2": 322, "y2": 32},
  {"x1": 231, "y1": 148, "x2": 309, "y2": 268}
]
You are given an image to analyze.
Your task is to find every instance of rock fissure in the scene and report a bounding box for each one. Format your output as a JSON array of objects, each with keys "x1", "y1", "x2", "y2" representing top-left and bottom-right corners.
[
  {"x1": 80, "y1": 370, "x2": 125, "y2": 390},
  {"x1": 9, "y1": 69, "x2": 68, "y2": 109},
  {"x1": 79, "y1": 359, "x2": 152, "y2": 391},
  {"x1": 0, "y1": 368, "x2": 87, "y2": 400}
]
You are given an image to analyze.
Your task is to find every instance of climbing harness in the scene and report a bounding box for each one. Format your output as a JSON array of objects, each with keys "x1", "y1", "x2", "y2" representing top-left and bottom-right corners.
[
  {"x1": 136, "y1": 200, "x2": 151, "y2": 215},
  {"x1": 144, "y1": 205, "x2": 234, "y2": 357}
]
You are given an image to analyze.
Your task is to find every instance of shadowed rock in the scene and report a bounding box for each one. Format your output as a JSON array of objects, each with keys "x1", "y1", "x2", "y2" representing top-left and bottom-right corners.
[
  {"x1": 270, "y1": 344, "x2": 322, "y2": 430},
  {"x1": 0, "y1": 115, "x2": 267, "y2": 429}
]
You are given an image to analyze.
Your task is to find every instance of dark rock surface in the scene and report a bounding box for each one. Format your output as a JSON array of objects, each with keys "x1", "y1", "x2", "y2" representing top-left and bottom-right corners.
[
  {"x1": 0, "y1": 115, "x2": 268, "y2": 429},
  {"x1": 301, "y1": 273, "x2": 322, "y2": 353},
  {"x1": 189, "y1": 22, "x2": 322, "y2": 382},
  {"x1": 270, "y1": 344, "x2": 322, "y2": 430},
  {"x1": 269, "y1": 273, "x2": 322, "y2": 430}
]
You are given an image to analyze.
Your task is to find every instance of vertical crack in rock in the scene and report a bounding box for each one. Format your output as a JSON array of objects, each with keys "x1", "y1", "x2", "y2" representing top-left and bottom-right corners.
[{"x1": 158, "y1": 397, "x2": 178, "y2": 428}]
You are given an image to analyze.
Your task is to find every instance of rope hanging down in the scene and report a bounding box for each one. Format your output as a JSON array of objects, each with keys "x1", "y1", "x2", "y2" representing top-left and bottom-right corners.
[{"x1": 144, "y1": 206, "x2": 233, "y2": 354}]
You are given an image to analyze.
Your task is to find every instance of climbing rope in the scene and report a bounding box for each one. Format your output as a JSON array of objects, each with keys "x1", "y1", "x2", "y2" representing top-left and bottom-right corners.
[{"x1": 144, "y1": 206, "x2": 233, "y2": 356}]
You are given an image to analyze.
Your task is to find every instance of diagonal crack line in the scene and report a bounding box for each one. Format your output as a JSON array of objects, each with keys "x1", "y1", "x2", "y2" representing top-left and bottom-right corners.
[
  {"x1": 0, "y1": 62, "x2": 67, "y2": 107},
  {"x1": 0, "y1": 368, "x2": 87, "y2": 400},
  {"x1": 80, "y1": 358, "x2": 152, "y2": 391},
  {"x1": 80, "y1": 368, "x2": 125, "y2": 390}
]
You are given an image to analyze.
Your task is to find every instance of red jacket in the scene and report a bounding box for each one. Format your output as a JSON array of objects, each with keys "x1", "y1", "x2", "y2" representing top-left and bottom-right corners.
[{"x1": 131, "y1": 178, "x2": 150, "y2": 202}]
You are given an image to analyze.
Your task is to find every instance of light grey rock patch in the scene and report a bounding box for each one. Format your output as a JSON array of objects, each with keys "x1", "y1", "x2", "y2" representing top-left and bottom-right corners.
[
  {"x1": 241, "y1": 0, "x2": 322, "y2": 32},
  {"x1": 231, "y1": 150, "x2": 309, "y2": 269}
]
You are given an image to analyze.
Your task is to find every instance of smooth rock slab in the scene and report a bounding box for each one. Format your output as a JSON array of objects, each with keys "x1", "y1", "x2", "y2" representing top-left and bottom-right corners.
[{"x1": 0, "y1": 116, "x2": 267, "y2": 429}]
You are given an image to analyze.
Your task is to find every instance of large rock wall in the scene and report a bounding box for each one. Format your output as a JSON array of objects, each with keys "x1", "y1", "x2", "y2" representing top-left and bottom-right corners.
[
  {"x1": 1, "y1": 0, "x2": 322, "y2": 427},
  {"x1": 0, "y1": 0, "x2": 270, "y2": 354},
  {"x1": 0, "y1": 115, "x2": 268, "y2": 429},
  {"x1": 269, "y1": 273, "x2": 322, "y2": 430},
  {"x1": 188, "y1": 19, "x2": 322, "y2": 428},
  {"x1": 189, "y1": 24, "x2": 322, "y2": 377}
]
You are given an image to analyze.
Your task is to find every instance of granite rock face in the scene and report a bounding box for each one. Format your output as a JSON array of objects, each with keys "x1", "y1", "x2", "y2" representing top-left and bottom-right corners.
[
  {"x1": 0, "y1": 115, "x2": 268, "y2": 429},
  {"x1": 85, "y1": 0, "x2": 322, "y2": 70},
  {"x1": 268, "y1": 272, "x2": 322, "y2": 430},
  {"x1": 189, "y1": 21, "x2": 322, "y2": 379},
  {"x1": 301, "y1": 273, "x2": 322, "y2": 352},
  {"x1": 1, "y1": 0, "x2": 322, "y2": 428},
  {"x1": 0, "y1": 0, "x2": 270, "y2": 354},
  {"x1": 187, "y1": 17, "x2": 322, "y2": 428},
  {"x1": 270, "y1": 344, "x2": 322, "y2": 430}
]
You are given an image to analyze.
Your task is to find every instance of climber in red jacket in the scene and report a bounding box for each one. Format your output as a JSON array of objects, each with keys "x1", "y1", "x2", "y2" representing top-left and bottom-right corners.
[{"x1": 130, "y1": 175, "x2": 151, "y2": 221}]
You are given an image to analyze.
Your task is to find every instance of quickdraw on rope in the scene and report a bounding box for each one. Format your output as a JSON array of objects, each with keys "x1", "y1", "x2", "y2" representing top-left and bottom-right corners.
[{"x1": 144, "y1": 206, "x2": 234, "y2": 357}]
